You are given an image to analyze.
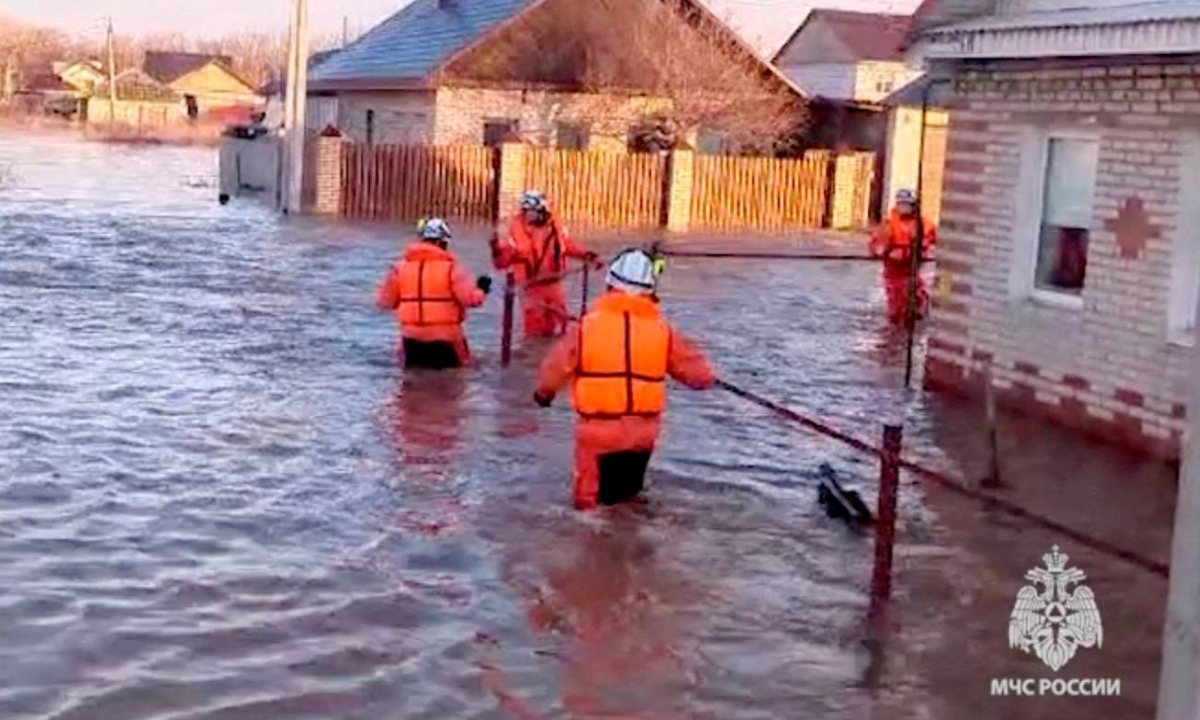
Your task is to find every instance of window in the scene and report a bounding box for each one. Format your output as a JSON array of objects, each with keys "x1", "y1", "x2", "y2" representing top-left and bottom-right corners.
[
  {"x1": 555, "y1": 122, "x2": 589, "y2": 151},
  {"x1": 365, "y1": 109, "x2": 375, "y2": 144},
  {"x1": 876, "y1": 79, "x2": 894, "y2": 94},
  {"x1": 1169, "y1": 134, "x2": 1200, "y2": 344},
  {"x1": 1033, "y1": 137, "x2": 1099, "y2": 296},
  {"x1": 483, "y1": 119, "x2": 518, "y2": 147}
]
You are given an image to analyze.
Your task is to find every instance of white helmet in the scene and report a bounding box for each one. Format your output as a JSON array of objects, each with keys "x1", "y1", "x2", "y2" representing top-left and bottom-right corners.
[
  {"x1": 607, "y1": 248, "x2": 657, "y2": 295},
  {"x1": 418, "y1": 217, "x2": 452, "y2": 241},
  {"x1": 520, "y1": 190, "x2": 547, "y2": 212},
  {"x1": 895, "y1": 189, "x2": 917, "y2": 206}
]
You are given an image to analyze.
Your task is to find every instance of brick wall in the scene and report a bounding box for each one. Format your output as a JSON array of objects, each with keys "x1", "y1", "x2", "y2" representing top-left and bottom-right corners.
[
  {"x1": 335, "y1": 90, "x2": 436, "y2": 144},
  {"x1": 434, "y1": 87, "x2": 670, "y2": 150},
  {"x1": 927, "y1": 57, "x2": 1200, "y2": 457}
]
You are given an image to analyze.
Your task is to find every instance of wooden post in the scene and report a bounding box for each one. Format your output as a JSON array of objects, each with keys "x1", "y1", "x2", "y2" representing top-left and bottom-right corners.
[{"x1": 870, "y1": 424, "x2": 903, "y2": 619}]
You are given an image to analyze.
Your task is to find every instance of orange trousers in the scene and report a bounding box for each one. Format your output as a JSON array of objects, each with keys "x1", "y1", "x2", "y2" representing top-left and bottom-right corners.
[
  {"x1": 522, "y1": 281, "x2": 570, "y2": 338},
  {"x1": 883, "y1": 269, "x2": 928, "y2": 325},
  {"x1": 573, "y1": 416, "x2": 661, "y2": 510}
]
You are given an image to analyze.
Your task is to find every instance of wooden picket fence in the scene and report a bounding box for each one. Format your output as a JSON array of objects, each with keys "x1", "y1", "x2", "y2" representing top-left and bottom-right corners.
[
  {"x1": 523, "y1": 148, "x2": 666, "y2": 228},
  {"x1": 689, "y1": 151, "x2": 831, "y2": 231},
  {"x1": 340, "y1": 144, "x2": 496, "y2": 221}
]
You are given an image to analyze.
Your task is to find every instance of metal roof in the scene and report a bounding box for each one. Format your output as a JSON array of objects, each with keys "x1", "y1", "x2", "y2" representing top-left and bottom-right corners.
[
  {"x1": 309, "y1": 0, "x2": 536, "y2": 89},
  {"x1": 927, "y1": 0, "x2": 1200, "y2": 34},
  {"x1": 774, "y1": 10, "x2": 913, "y2": 64}
]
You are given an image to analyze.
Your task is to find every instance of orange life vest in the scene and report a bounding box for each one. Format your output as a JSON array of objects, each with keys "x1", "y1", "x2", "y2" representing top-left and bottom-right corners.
[
  {"x1": 572, "y1": 293, "x2": 670, "y2": 419},
  {"x1": 511, "y1": 216, "x2": 568, "y2": 283},
  {"x1": 395, "y1": 250, "x2": 464, "y2": 327},
  {"x1": 873, "y1": 210, "x2": 934, "y2": 266}
]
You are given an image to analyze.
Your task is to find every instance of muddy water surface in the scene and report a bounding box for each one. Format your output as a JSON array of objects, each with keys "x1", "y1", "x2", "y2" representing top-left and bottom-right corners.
[{"x1": 0, "y1": 132, "x2": 1177, "y2": 719}]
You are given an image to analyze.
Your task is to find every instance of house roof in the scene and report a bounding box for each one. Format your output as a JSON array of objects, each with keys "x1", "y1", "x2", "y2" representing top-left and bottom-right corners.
[
  {"x1": 311, "y1": 0, "x2": 804, "y2": 97},
  {"x1": 920, "y1": 0, "x2": 1200, "y2": 59},
  {"x1": 309, "y1": 0, "x2": 535, "y2": 89},
  {"x1": 931, "y1": 0, "x2": 1200, "y2": 33},
  {"x1": 774, "y1": 9, "x2": 913, "y2": 64},
  {"x1": 143, "y1": 51, "x2": 235, "y2": 83},
  {"x1": 910, "y1": 0, "x2": 997, "y2": 35},
  {"x1": 25, "y1": 73, "x2": 75, "y2": 93},
  {"x1": 95, "y1": 69, "x2": 180, "y2": 102}
]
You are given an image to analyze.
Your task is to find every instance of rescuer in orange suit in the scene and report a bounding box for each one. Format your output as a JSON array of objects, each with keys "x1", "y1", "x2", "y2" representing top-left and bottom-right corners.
[
  {"x1": 376, "y1": 218, "x2": 491, "y2": 368},
  {"x1": 870, "y1": 189, "x2": 938, "y2": 325},
  {"x1": 533, "y1": 248, "x2": 715, "y2": 510},
  {"x1": 490, "y1": 190, "x2": 597, "y2": 337}
]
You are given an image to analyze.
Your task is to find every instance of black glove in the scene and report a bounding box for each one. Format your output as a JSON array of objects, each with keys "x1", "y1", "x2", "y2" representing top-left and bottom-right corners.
[
  {"x1": 476, "y1": 275, "x2": 493, "y2": 294},
  {"x1": 533, "y1": 391, "x2": 554, "y2": 408}
]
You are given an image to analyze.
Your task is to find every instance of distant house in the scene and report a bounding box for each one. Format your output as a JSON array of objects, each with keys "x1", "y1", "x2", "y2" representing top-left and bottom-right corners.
[
  {"x1": 306, "y1": 0, "x2": 802, "y2": 150},
  {"x1": 143, "y1": 51, "x2": 260, "y2": 119},
  {"x1": 914, "y1": 0, "x2": 1200, "y2": 456},
  {"x1": 773, "y1": 9, "x2": 922, "y2": 103},
  {"x1": 57, "y1": 61, "x2": 106, "y2": 94},
  {"x1": 87, "y1": 69, "x2": 182, "y2": 127}
]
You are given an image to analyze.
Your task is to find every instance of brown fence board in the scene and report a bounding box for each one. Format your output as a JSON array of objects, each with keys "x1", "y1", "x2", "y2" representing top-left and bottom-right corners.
[
  {"x1": 689, "y1": 152, "x2": 834, "y2": 232},
  {"x1": 522, "y1": 148, "x2": 664, "y2": 228},
  {"x1": 338, "y1": 143, "x2": 496, "y2": 222}
]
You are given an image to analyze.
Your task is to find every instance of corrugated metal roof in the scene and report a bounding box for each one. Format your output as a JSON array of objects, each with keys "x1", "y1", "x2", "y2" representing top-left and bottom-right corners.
[
  {"x1": 309, "y1": 0, "x2": 536, "y2": 88},
  {"x1": 927, "y1": 0, "x2": 1200, "y2": 33}
]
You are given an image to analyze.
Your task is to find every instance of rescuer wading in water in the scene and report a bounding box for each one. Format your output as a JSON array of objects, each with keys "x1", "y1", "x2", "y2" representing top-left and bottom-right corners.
[
  {"x1": 376, "y1": 218, "x2": 492, "y2": 369},
  {"x1": 533, "y1": 248, "x2": 715, "y2": 510}
]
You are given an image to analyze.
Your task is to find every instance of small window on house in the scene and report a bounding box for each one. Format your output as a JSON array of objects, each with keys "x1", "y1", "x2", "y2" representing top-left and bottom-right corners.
[
  {"x1": 555, "y1": 122, "x2": 589, "y2": 151},
  {"x1": 484, "y1": 119, "x2": 518, "y2": 147},
  {"x1": 1034, "y1": 138, "x2": 1099, "y2": 295},
  {"x1": 365, "y1": 109, "x2": 376, "y2": 144}
]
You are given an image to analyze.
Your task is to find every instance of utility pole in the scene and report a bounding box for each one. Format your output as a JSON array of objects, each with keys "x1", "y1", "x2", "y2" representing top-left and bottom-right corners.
[
  {"x1": 106, "y1": 17, "x2": 118, "y2": 123},
  {"x1": 282, "y1": 0, "x2": 309, "y2": 214},
  {"x1": 1156, "y1": 297, "x2": 1200, "y2": 720},
  {"x1": 343, "y1": 16, "x2": 350, "y2": 47}
]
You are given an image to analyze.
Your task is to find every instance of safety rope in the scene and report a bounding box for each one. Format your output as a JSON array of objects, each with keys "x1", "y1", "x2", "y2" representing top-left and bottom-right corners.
[{"x1": 716, "y1": 378, "x2": 1170, "y2": 578}]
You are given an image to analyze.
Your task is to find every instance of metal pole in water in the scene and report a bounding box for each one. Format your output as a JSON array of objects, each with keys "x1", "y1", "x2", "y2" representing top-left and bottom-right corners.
[
  {"x1": 579, "y1": 263, "x2": 590, "y2": 318},
  {"x1": 501, "y1": 272, "x2": 515, "y2": 367},
  {"x1": 870, "y1": 424, "x2": 903, "y2": 618}
]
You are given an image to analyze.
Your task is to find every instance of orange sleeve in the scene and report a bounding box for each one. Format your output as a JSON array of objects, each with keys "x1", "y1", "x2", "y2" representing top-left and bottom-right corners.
[
  {"x1": 535, "y1": 328, "x2": 580, "y2": 399},
  {"x1": 452, "y1": 264, "x2": 485, "y2": 309},
  {"x1": 557, "y1": 221, "x2": 588, "y2": 259},
  {"x1": 376, "y1": 265, "x2": 402, "y2": 310},
  {"x1": 491, "y1": 232, "x2": 516, "y2": 270},
  {"x1": 868, "y1": 224, "x2": 890, "y2": 258},
  {"x1": 666, "y1": 326, "x2": 715, "y2": 390}
]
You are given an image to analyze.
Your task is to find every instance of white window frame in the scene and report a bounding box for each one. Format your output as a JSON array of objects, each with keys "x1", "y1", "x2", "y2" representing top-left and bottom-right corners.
[
  {"x1": 1168, "y1": 133, "x2": 1200, "y2": 347},
  {"x1": 1009, "y1": 128, "x2": 1100, "y2": 311}
]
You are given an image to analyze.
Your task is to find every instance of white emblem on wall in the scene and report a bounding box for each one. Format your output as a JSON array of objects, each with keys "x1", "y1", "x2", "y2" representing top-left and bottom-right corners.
[{"x1": 1008, "y1": 546, "x2": 1103, "y2": 672}]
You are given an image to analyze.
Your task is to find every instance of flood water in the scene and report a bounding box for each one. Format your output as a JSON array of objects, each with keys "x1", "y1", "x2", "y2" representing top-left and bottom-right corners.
[{"x1": 0, "y1": 131, "x2": 1179, "y2": 719}]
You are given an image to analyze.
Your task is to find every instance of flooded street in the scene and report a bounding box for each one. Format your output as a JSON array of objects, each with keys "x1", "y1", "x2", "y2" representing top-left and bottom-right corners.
[{"x1": 0, "y1": 132, "x2": 1178, "y2": 719}]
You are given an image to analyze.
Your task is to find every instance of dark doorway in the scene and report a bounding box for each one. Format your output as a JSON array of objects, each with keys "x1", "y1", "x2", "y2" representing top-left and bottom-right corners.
[{"x1": 483, "y1": 119, "x2": 518, "y2": 148}]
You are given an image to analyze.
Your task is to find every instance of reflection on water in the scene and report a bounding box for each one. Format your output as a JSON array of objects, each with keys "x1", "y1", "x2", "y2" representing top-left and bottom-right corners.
[{"x1": 0, "y1": 132, "x2": 1175, "y2": 719}]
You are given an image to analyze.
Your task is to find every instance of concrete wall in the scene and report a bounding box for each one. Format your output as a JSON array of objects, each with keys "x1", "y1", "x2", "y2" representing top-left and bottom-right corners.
[
  {"x1": 926, "y1": 58, "x2": 1200, "y2": 456},
  {"x1": 219, "y1": 135, "x2": 280, "y2": 198},
  {"x1": 433, "y1": 87, "x2": 669, "y2": 151},
  {"x1": 335, "y1": 90, "x2": 437, "y2": 144}
]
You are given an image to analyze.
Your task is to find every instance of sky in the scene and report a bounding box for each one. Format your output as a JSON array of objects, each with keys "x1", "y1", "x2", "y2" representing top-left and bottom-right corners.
[{"x1": 0, "y1": 0, "x2": 922, "y2": 55}]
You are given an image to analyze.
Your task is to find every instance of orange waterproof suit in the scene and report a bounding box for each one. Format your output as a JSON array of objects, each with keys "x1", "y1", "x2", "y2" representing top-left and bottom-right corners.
[
  {"x1": 870, "y1": 209, "x2": 938, "y2": 324},
  {"x1": 535, "y1": 291, "x2": 715, "y2": 509},
  {"x1": 376, "y1": 242, "x2": 486, "y2": 367},
  {"x1": 492, "y1": 215, "x2": 589, "y2": 337}
]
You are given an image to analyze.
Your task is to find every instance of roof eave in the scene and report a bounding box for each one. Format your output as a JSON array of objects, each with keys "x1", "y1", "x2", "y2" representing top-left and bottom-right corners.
[{"x1": 307, "y1": 76, "x2": 432, "y2": 92}]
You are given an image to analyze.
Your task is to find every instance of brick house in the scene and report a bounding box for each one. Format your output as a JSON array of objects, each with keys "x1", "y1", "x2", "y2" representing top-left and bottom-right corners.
[
  {"x1": 306, "y1": 0, "x2": 802, "y2": 151},
  {"x1": 912, "y1": 0, "x2": 1200, "y2": 457}
]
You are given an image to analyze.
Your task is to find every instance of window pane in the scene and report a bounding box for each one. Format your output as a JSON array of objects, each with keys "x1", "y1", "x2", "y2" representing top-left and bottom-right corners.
[
  {"x1": 1035, "y1": 139, "x2": 1098, "y2": 293},
  {"x1": 1035, "y1": 225, "x2": 1089, "y2": 293}
]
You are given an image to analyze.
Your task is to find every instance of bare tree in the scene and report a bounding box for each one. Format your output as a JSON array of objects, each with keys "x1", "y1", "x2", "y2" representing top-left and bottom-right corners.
[{"x1": 444, "y1": 0, "x2": 807, "y2": 152}]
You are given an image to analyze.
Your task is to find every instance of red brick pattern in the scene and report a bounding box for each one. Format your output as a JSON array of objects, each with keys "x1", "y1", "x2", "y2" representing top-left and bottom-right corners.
[{"x1": 926, "y1": 58, "x2": 1195, "y2": 458}]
